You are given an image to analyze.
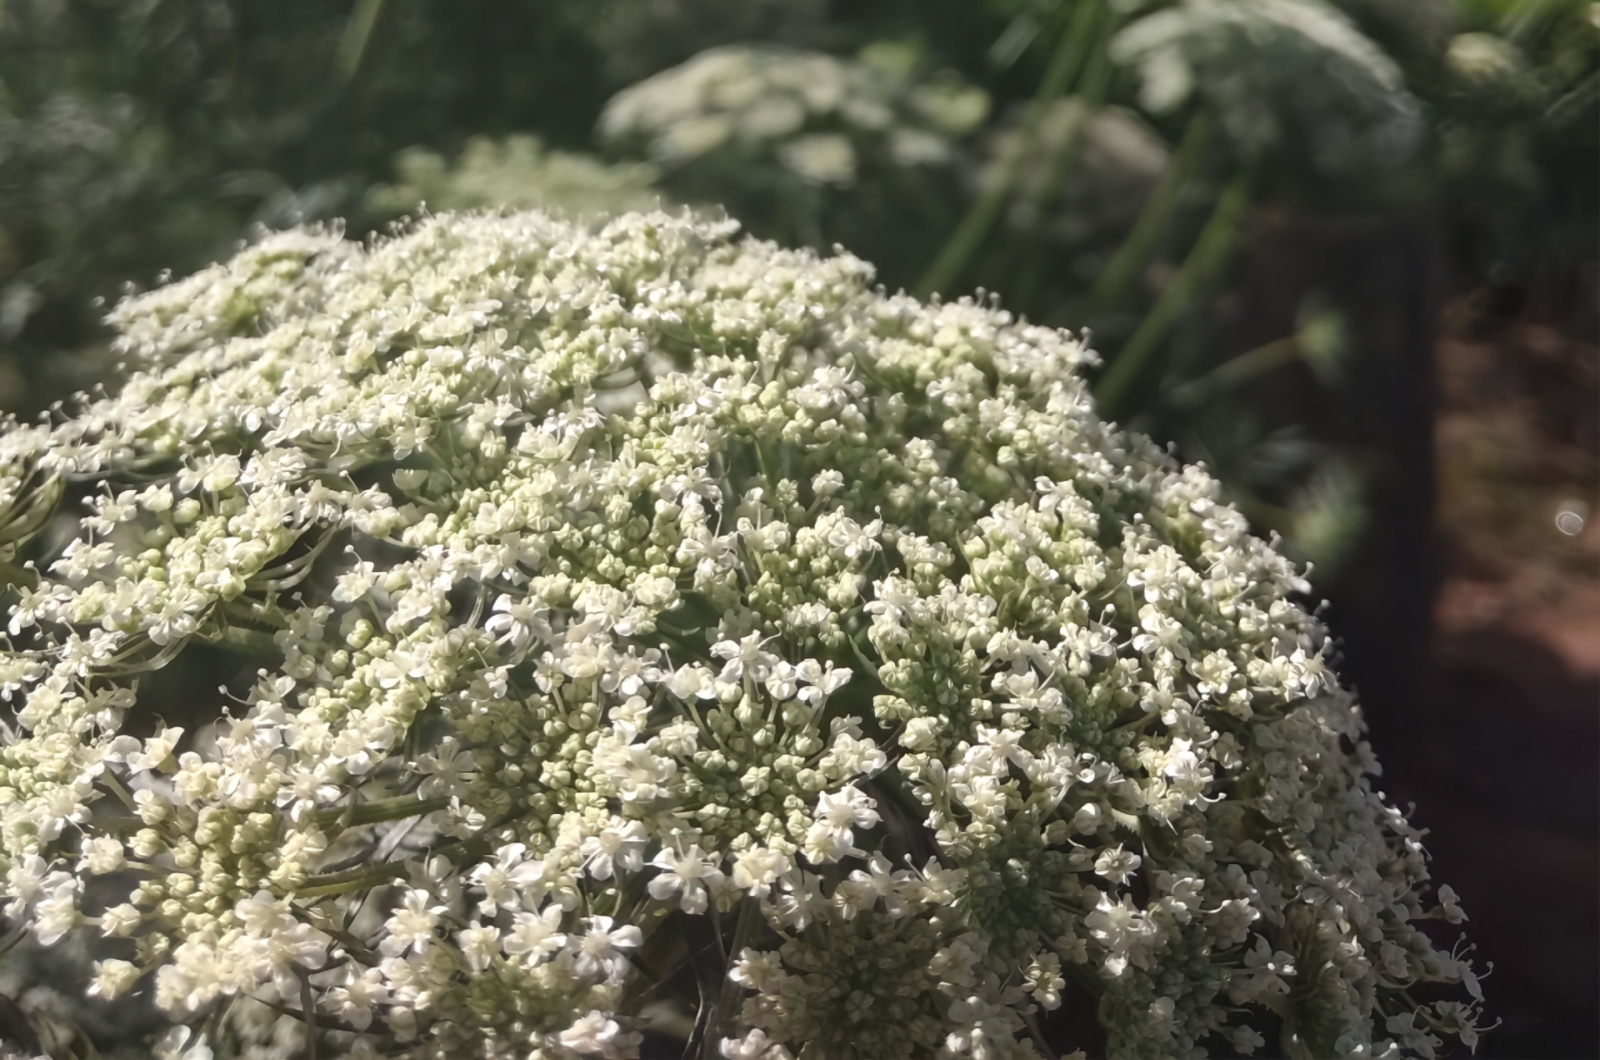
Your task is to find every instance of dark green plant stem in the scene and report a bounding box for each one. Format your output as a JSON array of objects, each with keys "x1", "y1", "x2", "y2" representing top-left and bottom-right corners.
[
  {"x1": 702, "y1": 898, "x2": 760, "y2": 1059},
  {"x1": 202, "y1": 624, "x2": 281, "y2": 659},
  {"x1": 1094, "y1": 166, "x2": 1256, "y2": 416},
  {"x1": 100, "y1": 769, "x2": 140, "y2": 813},
  {"x1": 0, "y1": 921, "x2": 30, "y2": 961},
  {"x1": 300, "y1": 966, "x2": 320, "y2": 1060},
  {"x1": 308, "y1": 794, "x2": 452, "y2": 830},
  {"x1": 1089, "y1": 108, "x2": 1215, "y2": 310},
  {"x1": 1547, "y1": 70, "x2": 1600, "y2": 128},
  {"x1": 682, "y1": 910, "x2": 725, "y2": 1060},
  {"x1": 1166, "y1": 334, "x2": 1301, "y2": 408},
  {"x1": 257, "y1": 995, "x2": 387, "y2": 1037},
  {"x1": 1023, "y1": 36, "x2": 1116, "y2": 210},
  {"x1": 1023, "y1": 1011, "x2": 1059, "y2": 1060},
  {"x1": 336, "y1": 0, "x2": 386, "y2": 81},
  {"x1": 0, "y1": 471, "x2": 63, "y2": 554},
  {"x1": 290, "y1": 903, "x2": 380, "y2": 964},
  {"x1": 915, "y1": 0, "x2": 1105, "y2": 298},
  {"x1": 294, "y1": 861, "x2": 407, "y2": 899},
  {"x1": 0, "y1": 558, "x2": 36, "y2": 592},
  {"x1": 1500, "y1": 0, "x2": 1566, "y2": 46}
]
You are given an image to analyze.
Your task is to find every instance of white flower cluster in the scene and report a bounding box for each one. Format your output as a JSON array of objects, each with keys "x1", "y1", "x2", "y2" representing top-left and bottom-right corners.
[
  {"x1": 1110, "y1": 0, "x2": 1424, "y2": 174},
  {"x1": 600, "y1": 44, "x2": 988, "y2": 186},
  {"x1": 0, "y1": 209, "x2": 1479, "y2": 1058},
  {"x1": 366, "y1": 135, "x2": 667, "y2": 222}
]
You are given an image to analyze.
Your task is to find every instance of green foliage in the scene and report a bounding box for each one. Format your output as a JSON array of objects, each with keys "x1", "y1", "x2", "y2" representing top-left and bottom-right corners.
[
  {"x1": 1434, "y1": 0, "x2": 1599, "y2": 275},
  {"x1": 0, "y1": 0, "x2": 611, "y2": 413}
]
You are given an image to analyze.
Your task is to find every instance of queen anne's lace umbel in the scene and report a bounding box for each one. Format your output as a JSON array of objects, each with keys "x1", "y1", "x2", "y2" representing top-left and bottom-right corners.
[{"x1": 0, "y1": 210, "x2": 1479, "y2": 1058}]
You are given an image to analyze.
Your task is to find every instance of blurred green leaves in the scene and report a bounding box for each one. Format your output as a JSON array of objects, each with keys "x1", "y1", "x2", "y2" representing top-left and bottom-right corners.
[
  {"x1": 0, "y1": 0, "x2": 1592, "y2": 580},
  {"x1": 0, "y1": 0, "x2": 612, "y2": 412}
]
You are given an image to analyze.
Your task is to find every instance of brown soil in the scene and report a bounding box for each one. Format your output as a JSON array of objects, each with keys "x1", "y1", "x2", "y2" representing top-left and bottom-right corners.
[{"x1": 1412, "y1": 286, "x2": 1599, "y2": 1057}]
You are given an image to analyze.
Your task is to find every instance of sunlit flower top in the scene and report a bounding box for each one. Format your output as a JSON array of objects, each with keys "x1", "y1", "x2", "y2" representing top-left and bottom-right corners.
[{"x1": 0, "y1": 209, "x2": 1479, "y2": 1059}]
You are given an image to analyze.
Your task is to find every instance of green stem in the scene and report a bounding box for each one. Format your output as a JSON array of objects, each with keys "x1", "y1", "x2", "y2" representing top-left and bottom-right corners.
[
  {"x1": 0, "y1": 470, "x2": 63, "y2": 554},
  {"x1": 100, "y1": 770, "x2": 140, "y2": 813},
  {"x1": 257, "y1": 995, "x2": 387, "y2": 1037},
  {"x1": 1023, "y1": 1010, "x2": 1059, "y2": 1060},
  {"x1": 844, "y1": 631, "x2": 882, "y2": 682},
  {"x1": 201, "y1": 624, "x2": 281, "y2": 659},
  {"x1": 290, "y1": 903, "x2": 379, "y2": 964},
  {"x1": 915, "y1": 0, "x2": 1105, "y2": 298},
  {"x1": 1094, "y1": 166, "x2": 1256, "y2": 417},
  {"x1": 609, "y1": 867, "x2": 654, "y2": 925},
  {"x1": 0, "y1": 558, "x2": 37, "y2": 592},
  {"x1": 89, "y1": 815, "x2": 145, "y2": 835},
  {"x1": 1500, "y1": 0, "x2": 1565, "y2": 46},
  {"x1": 250, "y1": 530, "x2": 336, "y2": 592},
  {"x1": 0, "y1": 921, "x2": 28, "y2": 962},
  {"x1": 1546, "y1": 70, "x2": 1600, "y2": 129},
  {"x1": 299, "y1": 966, "x2": 320, "y2": 1060},
  {"x1": 309, "y1": 794, "x2": 451, "y2": 830},
  {"x1": 293, "y1": 861, "x2": 407, "y2": 899},
  {"x1": 702, "y1": 898, "x2": 761, "y2": 1059},
  {"x1": 1108, "y1": 709, "x2": 1157, "y2": 735},
  {"x1": 335, "y1": 0, "x2": 386, "y2": 81},
  {"x1": 1019, "y1": 37, "x2": 1116, "y2": 211},
  {"x1": 1089, "y1": 108, "x2": 1215, "y2": 309},
  {"x1": 1165, "y1": 334, "x2": 1301, "y2": 408},
  {"x1": 222, "y1": 598, "x2": 292, "y2": 630}
]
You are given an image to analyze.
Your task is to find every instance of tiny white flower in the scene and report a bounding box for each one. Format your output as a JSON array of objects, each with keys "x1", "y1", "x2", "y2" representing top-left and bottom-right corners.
[
  {"x1": 380, "y1": 888, "x2": 446, "y2": 956},
  {"x1": 503, "y1": 905, "x2": 566, "y2": 964},
  {"x1": 573, "y1": 914, "x2": 643, "y2": 981},
  {"x1": 88, "y1": 958, "x2": 141, "y2": 1000},
  {"x1": 580, "y1": 819, "x2": 650, "y2": 881},
  {"x1": 647, "y1": 844, "x2": 724, "y2": 915},
  {"x1": 557, "y1": 1010, "x2": 634, "y2": 1057},
  {"x1": 457, "y1": 923, "x2": 502, "y2": 973}
]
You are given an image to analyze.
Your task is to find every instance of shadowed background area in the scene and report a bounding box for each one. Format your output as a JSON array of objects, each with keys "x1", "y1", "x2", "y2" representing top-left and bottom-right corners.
[{"x1": 0, "y1": 0, "x2": 1593, "y2": 1055}]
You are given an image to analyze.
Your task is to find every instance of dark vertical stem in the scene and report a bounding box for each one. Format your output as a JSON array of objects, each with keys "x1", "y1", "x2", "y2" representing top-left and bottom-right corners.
[
  {"x1": 700, "y1": 897, "x2": 759, "y2": 1059},
  {"x1": 915, "y1": 0, "x2": 1105, "y2": 299},
  {"x1": 1094, "y1": 165, "x2": 1255, "y2": 416},
  {"x1": 1088, "y1": 108, "x2": 1215, "y2": 310},
  {"x1": 335, "y1": 0, "x2": 386, "y2": 82}
]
